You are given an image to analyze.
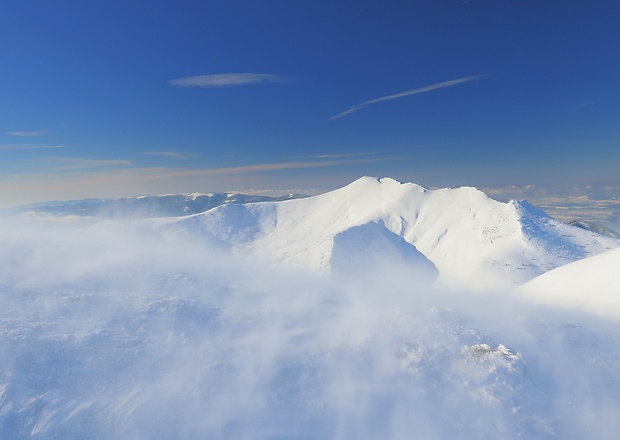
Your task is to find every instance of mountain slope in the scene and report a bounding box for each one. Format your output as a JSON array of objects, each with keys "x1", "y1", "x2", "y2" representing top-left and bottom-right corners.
[
  {"x1": 170, "y1": 177, "x2": 619, "y2": 290},
  {"x1": 515, "y1": 247, "x2": 620, "y2": 319}
]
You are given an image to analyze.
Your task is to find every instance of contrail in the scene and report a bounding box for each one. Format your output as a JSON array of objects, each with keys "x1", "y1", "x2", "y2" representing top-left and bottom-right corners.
[{"x1": 330, "y1": 74, "x2": 489, "y2": 120}]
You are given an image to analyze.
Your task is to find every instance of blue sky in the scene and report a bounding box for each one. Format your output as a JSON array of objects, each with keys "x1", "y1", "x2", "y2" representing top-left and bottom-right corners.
[{"x1": 1, "y1": 0, "x2": 619, "y2": 206}]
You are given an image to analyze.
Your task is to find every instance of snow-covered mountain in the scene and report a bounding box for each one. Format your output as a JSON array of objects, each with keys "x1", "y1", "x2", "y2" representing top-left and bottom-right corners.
[
  {"x1": 2, "y1": 177, "x2": 620, "y2": 438},
  {"x1": 515, "y1": 246, "x2": 620, "y2": 319},
  {"x1": 169, "y1": 177, "x2": 619, "y2": 290}
]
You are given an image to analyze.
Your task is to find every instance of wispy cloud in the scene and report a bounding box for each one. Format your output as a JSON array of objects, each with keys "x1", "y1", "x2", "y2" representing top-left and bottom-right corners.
[
  {"x1": 147, "y1": 157, "x2": 390, "y2": 179},
  {"x1": 47, "y1": 158, "x2": 132, "y2": 171},
  {"x1": 0, "y1": 144, "x2": 67, "y2": 150},
  {"x1": 299, "y1": 152, "x2": 377, "y2": 159},
  {"x1": 169, "y1": 73, "x2": 290, "y2": 87},
  {"x1": 572, "y1": 101, "x2": 596, "y2": 111},
  {"x1": 7, "y1": 130, "x2": 46, "y2": 137},
  {"x1": 0, "y1": 157, "x2": 396, "y2": 207},
  {"x1": 330, "y1": 74, "x2": 489, "y2": 120},
  {"x1": 140, "y1": 151, "x2": 199, "y2": 159}
]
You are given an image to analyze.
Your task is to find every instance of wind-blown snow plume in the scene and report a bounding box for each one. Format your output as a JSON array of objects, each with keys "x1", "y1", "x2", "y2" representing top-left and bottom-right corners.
[{"x1": 1, "y1": 211, "x2": 620, "y2": 439}]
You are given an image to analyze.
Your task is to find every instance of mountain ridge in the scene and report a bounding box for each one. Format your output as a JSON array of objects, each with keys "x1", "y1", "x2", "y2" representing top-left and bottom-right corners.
[
  {"x1": 168, "y1": 176, "x2": 619, "y2": 290},
  {"x1": 6, "y1": 175, "x2": 617, "y2": 290}
]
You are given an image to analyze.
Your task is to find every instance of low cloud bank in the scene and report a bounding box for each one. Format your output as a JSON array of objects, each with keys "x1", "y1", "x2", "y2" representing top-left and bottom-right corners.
[{"x1": 0, "y1": 216, "x2": 619, "y2": 439}]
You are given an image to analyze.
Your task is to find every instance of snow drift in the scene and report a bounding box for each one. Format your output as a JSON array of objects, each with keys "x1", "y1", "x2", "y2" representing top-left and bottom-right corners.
[{"x1": 1, "y1": 215, "x2": 620, "y2": 439}]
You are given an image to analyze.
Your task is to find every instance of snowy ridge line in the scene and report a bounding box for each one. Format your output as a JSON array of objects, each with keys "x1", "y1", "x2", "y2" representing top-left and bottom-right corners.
[
  {"x1": 164, "y1": 176, "x2": 619, "y2": 290},
  {"x1": 5, "y1": 176, "x2": 618, "y2": 289}
]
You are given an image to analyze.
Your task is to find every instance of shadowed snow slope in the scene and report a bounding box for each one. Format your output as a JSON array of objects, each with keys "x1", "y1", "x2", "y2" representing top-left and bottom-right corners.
[
  {"x1": 515, "y1": 247, "x2": 620, "y2": 319},
  {"x1": 330, "y1": 221, "x2": 437, "y2": 282},
  {"x1": 169, "y1": 177, "x2": 619, "y2": 290}
]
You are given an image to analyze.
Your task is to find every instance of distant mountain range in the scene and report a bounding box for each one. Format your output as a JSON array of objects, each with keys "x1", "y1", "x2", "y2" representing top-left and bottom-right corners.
[
  {"x1": 568, "y1": 220, "x2": 620, "y2": 239},
  {"x1": 9, "y1": 192, "x2": 307, "y2": 218}
]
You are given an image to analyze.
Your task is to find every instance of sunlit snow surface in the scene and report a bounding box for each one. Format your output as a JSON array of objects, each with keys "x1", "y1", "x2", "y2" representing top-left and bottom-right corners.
[
  {"x1": 1, "y1": 216, "x2": 620, "y2": 439},
  {"x1": 516, "y1": 247, "x2": 620, "y2": 319}
]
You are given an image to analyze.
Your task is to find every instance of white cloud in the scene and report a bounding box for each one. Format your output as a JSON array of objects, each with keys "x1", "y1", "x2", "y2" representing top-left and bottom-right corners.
[
  {"x1": 330, "y1": 74, "x2": 489, "y2": 120},
  {"x1": 169, "y1": 73, "x2": 290, "y2": 87}
]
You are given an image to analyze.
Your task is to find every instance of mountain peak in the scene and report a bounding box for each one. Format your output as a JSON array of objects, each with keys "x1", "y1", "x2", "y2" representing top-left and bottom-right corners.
[
  {"x1": 343, "y1": 176, "x2": 428, "y2": 195},
  {"x1": 510, "y1": 199, "x2": 550, "y2": 218}
]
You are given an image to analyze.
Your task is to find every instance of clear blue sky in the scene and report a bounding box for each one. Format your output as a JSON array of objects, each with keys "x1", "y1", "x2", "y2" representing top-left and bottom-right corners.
[{"x1": 1, "y1": 0, "x2": 619, "y2": 206}]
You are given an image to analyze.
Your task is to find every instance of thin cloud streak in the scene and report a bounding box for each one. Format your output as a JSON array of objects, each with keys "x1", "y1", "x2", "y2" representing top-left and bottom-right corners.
[
  {"x1": 0, "y1": 144, "x2": 68, "y2": 150},
  {"x1": 330, "y1": 74, "x2": 489, "y2": 120},
  {"x1": 47, "y1": 158, "x2": 132, "y2": 171},
  {"x1": 309, "y1": 152, "x2": 376, "y2": 159},
  {"x1": 169, "y1": 73, "x2": 290, "y2": 87},
  {"x1": 7, "y1": 131, "x2": 46, "y2": 137},
  {"x1": 573, "y1": 101, "x2": 596, "y2": 111},
  {"x1": 130, "y1": 157, "x2": 393, "y2": 181},
  {"x1": 140, "y1": 151, "x2": 199, "y2": 159}
]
